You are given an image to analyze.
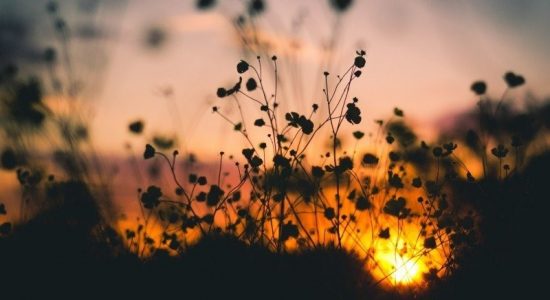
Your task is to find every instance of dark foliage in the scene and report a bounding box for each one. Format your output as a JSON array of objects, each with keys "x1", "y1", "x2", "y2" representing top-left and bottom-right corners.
[
  {"x1": 330, "y1": 0, "x2": 354, "y2": 12},
  {"x1": 128, "y1": 120, "x2": 144, "y2": 134},
  {"x1": 196, "y1": 0, "x2": 217, "y2": 10}
]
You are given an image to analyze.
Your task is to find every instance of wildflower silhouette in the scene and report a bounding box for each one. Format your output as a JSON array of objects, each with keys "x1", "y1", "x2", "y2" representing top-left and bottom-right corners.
[
  {"x1": 196, "y1": 0, "x2": 217, "y2": 10},
  {"x1": 129, "y1": 120, "x2": 144, "y2": 134},
  {"x1": 471, "y1": 81, "x2": 487, "y2": 95},
  {"x1": 330, "y1": 0, "x2": 354, "y2": 13},
  {"x1": 136, "y1": 50, "x2": 478, "y2": 295},
  {"x1": 503, "y1": 72, "x2": 525, "y2": 88},
  {"x1": 1, "y1": 2, "x2": 547, "y2": 299}
]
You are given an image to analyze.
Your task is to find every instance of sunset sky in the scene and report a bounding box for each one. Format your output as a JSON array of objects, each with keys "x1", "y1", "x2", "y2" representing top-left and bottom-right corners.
[
  {"x1": 2, "y1": 3, "x2": 549, "y2": 297},
  {"x1": 2, "y1": 0, "x2": 550, "y2": 157}
]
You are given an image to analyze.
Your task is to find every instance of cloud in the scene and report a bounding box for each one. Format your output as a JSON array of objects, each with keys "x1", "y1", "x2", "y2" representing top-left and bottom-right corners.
[
  {"x1": 168, "y1": 12, "x2": 230, "y2": 34},
  {"x1": 168, "y1": 11, "x2": 324, "y2": 61}
]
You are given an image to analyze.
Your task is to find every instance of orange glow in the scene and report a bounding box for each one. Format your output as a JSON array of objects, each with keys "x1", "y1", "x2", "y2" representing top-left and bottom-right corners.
[
  {"x1": 378, "y1": 251, "x2": 421, "y2": 285},
  {"x1": 364, "y1": 220, "x2": 450, "y2": 288},
  {"x1": 392, "y1": 255, "x2": 420, "y2": 284},
  {"x1": 112, "y1": 167, "x2": 457, "y2": 289}
]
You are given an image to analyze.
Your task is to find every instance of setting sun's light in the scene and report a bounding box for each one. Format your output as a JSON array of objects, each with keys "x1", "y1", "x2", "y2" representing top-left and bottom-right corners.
[
  {"x1": 392, "y1": 255, "x2": 420, "y2": 284},
  {"x1": 374, "y1": 250, "x2": 423, "y2": 285}
]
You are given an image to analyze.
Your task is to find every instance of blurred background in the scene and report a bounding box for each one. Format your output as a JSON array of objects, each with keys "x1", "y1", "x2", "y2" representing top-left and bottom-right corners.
[{"x1": 2, "y1": 0, "x2": 550, "y2": 154}]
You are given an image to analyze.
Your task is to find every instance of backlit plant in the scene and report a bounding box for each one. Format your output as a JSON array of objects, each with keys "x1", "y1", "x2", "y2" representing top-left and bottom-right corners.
[{"x1": 138, "y1": 51, "x2": 477, "y2": 290}]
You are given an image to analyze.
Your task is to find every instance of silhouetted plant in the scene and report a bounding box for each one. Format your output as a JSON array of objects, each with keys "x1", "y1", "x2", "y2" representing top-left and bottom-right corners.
[
  {"x1": 0, "y1": 203, "x2": 11, "y2": 236},
  {"x1": 330, "y1": 0, "x2": 354, "y2": 13},
  {"x1": 139, "y1": 51, "x2": 476, "y2": 292},
  {"x1": 0, "y1": 1, "x2": 117, "y2": 242},
  {"x1": 4, "y1": 2, "x2": 545, "y2": 298},
  {"x1": 196, "y1": 0, "x2": 217, "y2": 10}
]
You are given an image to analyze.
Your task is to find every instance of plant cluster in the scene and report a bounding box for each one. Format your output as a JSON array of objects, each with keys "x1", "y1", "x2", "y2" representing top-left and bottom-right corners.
[{"x1": 134, "y1": 51, "x2": 479, "y2": 289}]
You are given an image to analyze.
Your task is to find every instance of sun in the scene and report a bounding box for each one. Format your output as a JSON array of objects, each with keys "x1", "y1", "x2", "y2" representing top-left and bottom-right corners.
[
  {"x1": 369, "y1": 237, "x2": 430, "y2": 287},
  {"x1": 391, "y1": 255, "x2": 420, "y2": 284},
  {"x1": 373, "y1": 250, "x2": 422, "y2": 285}
]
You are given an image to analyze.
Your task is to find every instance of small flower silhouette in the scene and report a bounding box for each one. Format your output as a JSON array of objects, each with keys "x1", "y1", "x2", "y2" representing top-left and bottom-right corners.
[
  {"x1": 143, "y1": 144, "x2": 156, "y2": 159},
  {"x1": 471, "y1": 81, "x2": 487, "y2": 95},
  {"x1": 503, "y1": 72, "x2": 525, "y2": 88},
  {"x1": 491, "y1": 144, "x2": 508, "y2": 158}
]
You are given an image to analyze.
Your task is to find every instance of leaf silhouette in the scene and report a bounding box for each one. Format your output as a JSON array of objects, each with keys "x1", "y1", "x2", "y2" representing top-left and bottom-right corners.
[
  {"x1": 324, "y1": 207, "x2": 335, "y2": 220},
  {"x1": 491, "y1": 144, "x2": 509, "y2": 158},
  {"x1": 216, "y1": 87, "x2": 227, "y2": 98},
  {"x1": 273, "y1": 155, "x2": 290, "y2": 169},
  {"x1": 168, "y1": 238, "x2": 180, "y2": 250},
  {"x1": 379, "y1": 227, "x2": 390, "y2": 239},
  {"x1": 362, "y1": 153, "x2": 379, "y2": 166},
  {"x1": 383, "y1": 197, "x2": 409, "y2": 218},
  {"x1": 143, "y1": 144, "x2": 156, "y2": 159},
  {"x1": 153, "y1": 136, "x2": 174, "y2": 150},
  {"x1": 248, "y1": 0, "x2": 265, "y2": 16},
  {"x1": 129, "y1": 120, "x2": 144, "y2": 134},
  {"x1": 387, "y1": 121, "x2": 416, "y2": 147},
  {"x1": 345, "y1": 103, "x2": 362, "y2": 124},
  {"x1": 196, "y1": 191, "x2": 207, "y2": 202},
  {"x1": 393, "y1": 107, "x2": 404, "y2": 117},
  {"x1": 311, "y1": 166, "x2": 325, "y2": 178},
  {"x1": 347, "y1": 190, "x2": 356, "y2": 201},
  {"x1": 237, "y1": 60, "x2": 249, "y2": 73},
  {"x1": 141, "y1": 185, "x2": 162, "y2": 209},
  {"x1": 389, "y1": 151, "x2": 401, "y2": 162},
  {"x1": 465, "y1": 129, "x2": 481, "y2": 150},
  {"x1": 298, "y1": 116, "x2": 314, "y2": 134},
  {"x1": 1, "y1": 149, "x2": 17, "y2": 170},
  {"x1": 386, "y1": 134, "x2": 395, "y2": 144},
  {"x1": 471, "y1": 81, "x2": 487, "y2": 95},
  {"x1": 356, "y1": 196, "x2": 371, "y2": 211},
  {"x1": 225, "y1": 77, "x2": 242, "y2": 96},
  {"x1": 285, "y1": 112, "x2": 314, "y2": 134},
  {"x1": 337, "y1": 156, "x2": 353, "y2": 173},
  {"x1": 412, "y1": 177, "x2": 422, "y2": 188},
  {"x1": 330, "y1": 0, "x2": 353, "y2": 12},
  {"x1": 196, "y1": 0, "x2": 216, "y2": 10},
  {"x1": 424, "y1": 236, "x2": 437, "y2": 249},
  {"x1": 246, "y1": 78, "x2": 257, "y2": 91},
  {"x1": 230, "y1": 191, "x2": 241, "y2": 203},
  {"x1": 202, "y1": 214, "x2": 214, "y2": 224},
  {"x1": 43, "y1": 47, "x2": 57, "y2": 63},
  {"x1": 389, "y1": 173, "x2": 404, "y2": 189},
  {"x1": 503, "y1": 72, "x2": 525, "y2": 88},
  {"x1": 354, "y1": 55, "x2": 366, "y2": 68},
  {"x1": 353, "y1": 131, "x2": 364, "y2": 139},
  {"x1": 249, "y1": 155, "x2": 263, "y2": 168},
  {"x1": 432, "y1": 147, "x2": 443, "y2": 157},
  {"x1": 206, "y1": 185, "x2": 224, "y2": 206},
  {"x1": 0, "y1": 222, "x2": 12, "y2": 235},
  {"x1": 125, "y1": 229, "x2": 135, "y2": 239},
  {"x1": 281, "y1": 221, "x2": 299, "y2": 241},
  {"x1": 242, "y1": 148, "x2": 254, "y2": 160}
]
